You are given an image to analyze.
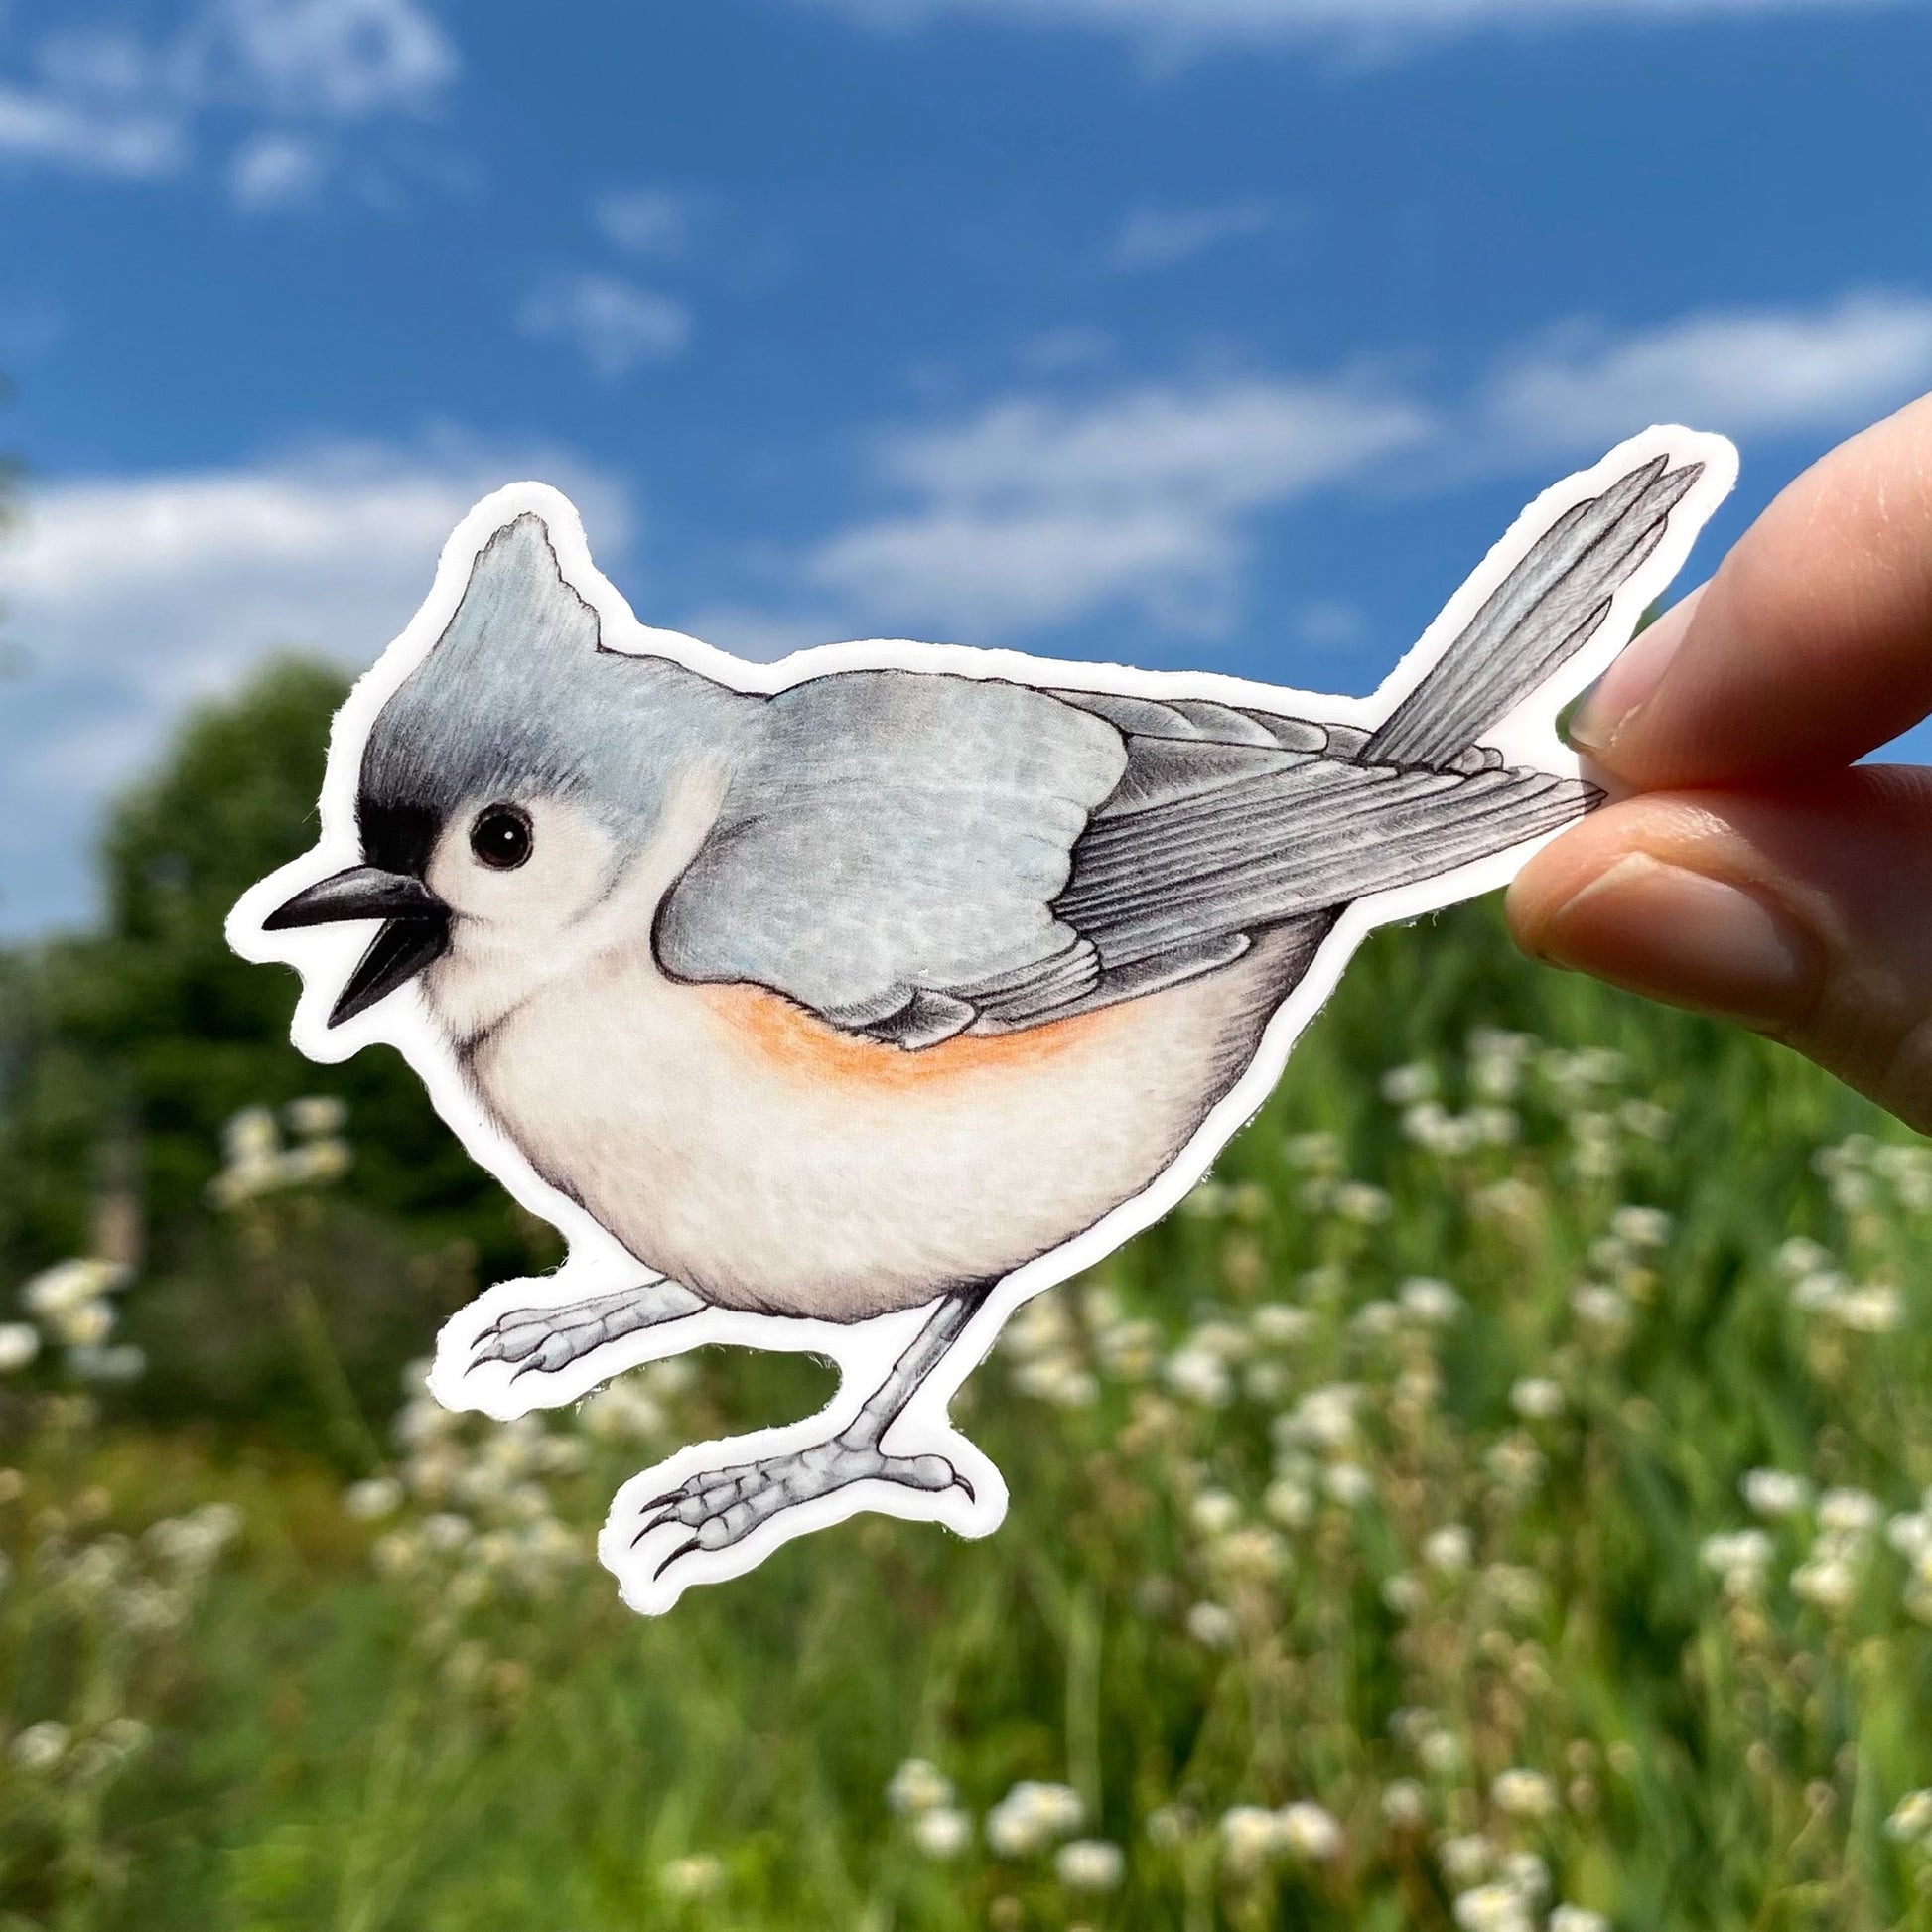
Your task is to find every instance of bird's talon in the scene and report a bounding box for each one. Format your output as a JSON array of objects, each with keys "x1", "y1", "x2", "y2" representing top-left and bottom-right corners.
[{"x1": 652, "y1": 1536, "x2": 702, "y2": 1581}]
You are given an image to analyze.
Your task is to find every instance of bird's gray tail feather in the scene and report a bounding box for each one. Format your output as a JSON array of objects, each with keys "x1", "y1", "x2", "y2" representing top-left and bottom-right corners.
[{"x1": 1361, "y1": 452, "x2": 1705, "y2": 771}]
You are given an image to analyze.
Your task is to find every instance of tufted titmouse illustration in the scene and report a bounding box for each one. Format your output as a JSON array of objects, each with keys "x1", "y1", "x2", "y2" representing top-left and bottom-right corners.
[{"x1": 231, "y1": 427, "x2": 1734, "y2": 1609}]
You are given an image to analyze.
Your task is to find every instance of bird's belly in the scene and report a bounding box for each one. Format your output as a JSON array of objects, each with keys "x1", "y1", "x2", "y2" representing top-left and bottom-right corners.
[{"x1": 466, "y1": 943, "x2": 1295, "y2": 1322}]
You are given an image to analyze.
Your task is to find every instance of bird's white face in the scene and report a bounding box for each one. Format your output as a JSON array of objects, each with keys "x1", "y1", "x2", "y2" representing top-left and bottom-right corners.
[{"x1": 420, "y1": 791, "x2": 628, "y2": 1044}]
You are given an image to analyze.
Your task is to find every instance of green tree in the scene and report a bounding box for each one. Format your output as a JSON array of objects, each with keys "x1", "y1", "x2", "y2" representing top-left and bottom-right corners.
[{"x1": 2, "y1": 656, "x2": 554, "y2": 1442}]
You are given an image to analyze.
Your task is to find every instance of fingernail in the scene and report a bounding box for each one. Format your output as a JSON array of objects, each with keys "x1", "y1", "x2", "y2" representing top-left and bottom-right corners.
[
  {"x1": 1568, "y1": 585, "x2": 1705, "y2": 758},
  {"x1": 1533, "y1": 853, "x2": 1817, "y2": 1031}
]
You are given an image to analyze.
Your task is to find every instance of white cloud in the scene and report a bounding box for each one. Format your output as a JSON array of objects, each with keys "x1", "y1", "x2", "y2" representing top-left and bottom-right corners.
[
  {"x1": 228, "y1": 129, "x2": 326, "y2": 207},
  {"x1": 708, "y1": 285, "x2": 1932, "y2": 652},
  {"x1": 518, "y1": 273, "x2": 694, "y2": 379},
  {"x1": 807, "y1": 0, "x2": 1905, "y2": 47},
  {"x1": 1483, "y1": 291, "x2": 1932, "y2": 453},
  {"x1": 0, "y1": 439, "x2": 631, "y2": 929},
  {"x1": 593, "y1": 185, "x2": 702, "y2": 259},
  {"x1": 1109, "y1": 199, "x2": 1272, "y2": 272},
  {"x1": 0, "y1": 0, "x2": 455, "y2": 195},
  {"x1": 806, "y1": 378, "x2": 1433, "y2": 636}
]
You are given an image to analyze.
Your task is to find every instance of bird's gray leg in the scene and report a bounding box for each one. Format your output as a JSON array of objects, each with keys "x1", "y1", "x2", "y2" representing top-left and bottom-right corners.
[
  {"x1": 471, "y1": 1277, "x2": 705, "y2": 1379},
  {"x1": 633, "y1": 1287, "x2": 989, "y2": 1575}
]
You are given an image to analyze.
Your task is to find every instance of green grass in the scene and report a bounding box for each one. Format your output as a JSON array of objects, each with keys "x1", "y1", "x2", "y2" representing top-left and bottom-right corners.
[{"x1": 5, "y1": 898, "x2": 1932, "y2": 1932}]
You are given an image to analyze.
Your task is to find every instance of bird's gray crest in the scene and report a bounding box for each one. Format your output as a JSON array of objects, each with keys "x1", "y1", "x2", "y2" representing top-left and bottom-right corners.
[{"x1": 358, "y1": 513, "x2": 728, "y2": 847}]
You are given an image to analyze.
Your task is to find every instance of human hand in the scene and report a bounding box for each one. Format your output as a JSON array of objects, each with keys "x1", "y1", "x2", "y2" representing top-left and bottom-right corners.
[{"x1": 1507, "y1": 392, "x2": 1932, "y2": 1131}]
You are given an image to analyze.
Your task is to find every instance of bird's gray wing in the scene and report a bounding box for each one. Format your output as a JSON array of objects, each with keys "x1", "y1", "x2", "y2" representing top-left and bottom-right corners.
[
  {"x1": 1041, "y1": 695, "x2": 1592, "y2": 1023},
  {"x1": 655, "y1": 670, "x2": 1129, "y2": 1047},
  {"x1": 655, "y1": 671, "x2": 1591, "y2": 1047}
]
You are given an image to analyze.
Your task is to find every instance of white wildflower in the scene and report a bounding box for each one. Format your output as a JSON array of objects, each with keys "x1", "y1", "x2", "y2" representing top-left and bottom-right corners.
[
  {"x1": 1405, "y1": 1102, "x2": 1482, "y2": 1157},
  {"x1": 1418, "y1": 1728, "x2": 1465, "y2": 1776},
  {"x1": 581, "y1": 1381, "x2": 666, "y2": 1443},
  {"x1": 1185, "y1": 1601, "x2": 1236, "y2": 1647},
  {"x1": 1490, "y1": 1768, "x2": 1558, "y2": 1819},
  {"x1": 286, "y1": 1095, "x2": 348, "y2": 1137},
  {"x1": 1333, "y1": 1182, "x2": 1390, "y2": 1223},
  {"x1": 1219, "y1": 1805, "x2": 1281, "y2": 1868},
  {"x1": 1486, "y1": 1432, "x2": 1546, "y2": 1495},
  {"x1": 1776, "y1": 1236, "x2": 1834, "y2": 1278},
  {"x1": 1550, "y1": 1908, "x2": 1611, "y2": 1932},
  {"x1": 1278, "y1": 1801, "x2": 1342, "y2": 1861},
  {"x1": 1014, "y1": 1356, "x2": 1099, "y2": 1407},
  {"x1": 1452, "y1": 1883, "x2": 1534, "y2": 1932},
  {"x1": 1400, "y1": 1277, "x2": 1462, "y2": 1324},
  {"x1": 1264, "y1": 1476, "x2": 1314, "y2": 1530},
  {"x1": 1323, "y1": 1462, "x2": 1374, "y2": 1507},
  {"x1": 420, "y1": 1512, "x2": 472, "y2": 1553},
  {"x1": 1190, "y1": 1490, "x2": 1241, "y2": 1537},
  {"x1": 1510, "y1": 1377, "x2": 1565, "y2": 1420},
  {"x1": 0, "y1": 1323, "x2": 40, "y2": 1372},
  {"x1": 1572, "y1": 1284, "x2": 1631, "y2": 1336},
  {"x1": 1473, "y1": 1177, "x2": 1542, "y2": 1222},
  {"x1": 1285, "y1": 1383, "x2": 1360, "y2": 1449},
  {"x1": 986, "y1": 1781, "x2": 1083, "y2": 1858},
  {"x1": 22, "y1": 1259, "x2": 132, "y2": 1317},
  {"x1": 1351, "y1": 1299, "x2": 1401, "y2": 1338},
  {"x1": 1055, "y1": 1839, "x2": 1124, "y2": 1890},
  {"x1": 1819, "y1": 1487, "x2": 1880, "y2": 1537},
  {"x1": 1701, "y1": 1529, "x2": 1774, "y2": 1596},
  {"x1": 344, "y1": 1477, "x2": 403, "y2": 1522},
  {"x1": 1251, "y1": 1303, "x2": 1314, "y2": 1346},
  {"x1": 1145, "y1": 1804, "x2": 1194, "y2": 1848},
  {"x1": 659, "y1": 1854, "x2": 723, "y2": 1899},
  {"x1": 49, "y1": 1300, "x2": 114, "y2": 1348},
  {"x1": 1165, "y1": 1347, "x2": 1232, "y2": 1408},
  {"x1": 1792, "y1": 1556, "x2": 1858, "y2": 1613},
  {"x1": 223, "y1": 1106, "x2": 279, "y2": 1165},
  {"x1": 1381, "y1": 1779, "x2": 1428, "y2": 1828},
  {"x1": 1095, "y1": 1318, "x2": 1161, "y2": 1380},
  {"x1": 1889, "y1": 1512, "x2": 1932, "y2": 1561},
  {"x1": 913, "y1": 1807, "x2": 972, "y2": 1859},
  {"x1": 1383, "y1": 1572, "x2": 1424, "y2": 1615},
  {"x1": 887, "y1": 1757, "x2": 954, "y2": 1815},
  {"x1": 1480, "y1": 1563, "x2": 1545, "y2": 1620},
  {"x1": 9, "y1": 1721, "x2": 69, "y2": 1772},
  {"x1": 1886, "y1": 1789, "x2": 1932, "y2": 1842},
  {"x1": 1741, "y1": 1468, "x2": 1812, "y2": 1519},
  {"x1": 1382, "y1": 1062, "x2": 1437, "y2": 1104},
  {"x1": 1611, "y1": 1206, "x2": 1671, "y2": 1248},
  {"x1": 1284, "y1": 1132, "x2": 1341, "y2": 1172},
  {"x1": 1790, "y1": 1271, "x2": 1849, "y2": 1312},
  {"x1": 1438, "y1": 1833, "x2": 1493, "y2": 1885},
  {"x1": 1832, "y1": 1286, "x2": 1903, "y2": 1333},
  {"x1": 1208, "y1": 1528, "x2": 1289, "y2": 1586},
  {"x1": 1500, "y1": 1851, "x2": 1550, "y2": 1906},
  {"x1": 1424, "y1": 1525, "x2": 1473, "y2": 1573},
  {"x1": 371, "y1": 1530, "x2": 420, "y2": 1577},
  {"x1": 1618, "y1": 1098, "x2": 1672, "y2": 1140}
]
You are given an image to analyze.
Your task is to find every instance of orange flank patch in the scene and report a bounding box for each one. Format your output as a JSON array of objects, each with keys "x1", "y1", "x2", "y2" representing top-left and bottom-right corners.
[{"x1": 691, "y1": 981, "x2": 1125, "y2": 1091}]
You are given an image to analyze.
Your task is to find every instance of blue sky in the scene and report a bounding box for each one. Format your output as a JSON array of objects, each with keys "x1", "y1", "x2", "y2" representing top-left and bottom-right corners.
[{"x1": 2, "y1": 0, "x2": 1930, "y2": 932}]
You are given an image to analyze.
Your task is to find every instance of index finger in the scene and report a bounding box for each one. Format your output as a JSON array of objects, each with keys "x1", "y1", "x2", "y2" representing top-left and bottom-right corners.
[{"x1": 1571, "y1": 390, "x2": 1932, "y2": 790}]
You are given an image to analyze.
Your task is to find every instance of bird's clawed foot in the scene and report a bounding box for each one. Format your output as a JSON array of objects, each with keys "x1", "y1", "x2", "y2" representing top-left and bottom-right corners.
[
  {"x1": 632, "y1": 1434, "x2": 973, "y2": 1579},
  {"x1": 469, "y1": 1280, "x2": 702, "y2": 1379}
]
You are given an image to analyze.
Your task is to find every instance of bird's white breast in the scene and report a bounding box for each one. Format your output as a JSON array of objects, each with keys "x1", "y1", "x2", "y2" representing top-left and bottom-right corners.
[{"x1": 431, "y1": 771, "x2": 1294, "y2": 1322}]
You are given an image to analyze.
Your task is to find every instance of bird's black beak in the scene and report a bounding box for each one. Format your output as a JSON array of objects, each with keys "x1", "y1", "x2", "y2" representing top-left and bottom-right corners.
[{"x1": 264, "y1": 866, "x2": 451, "y2": 1029}]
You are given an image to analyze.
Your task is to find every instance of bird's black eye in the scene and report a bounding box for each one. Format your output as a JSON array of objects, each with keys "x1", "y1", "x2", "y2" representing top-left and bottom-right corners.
[{"x1": 470, "y1": 804, "x2": 533, "y2": 871}]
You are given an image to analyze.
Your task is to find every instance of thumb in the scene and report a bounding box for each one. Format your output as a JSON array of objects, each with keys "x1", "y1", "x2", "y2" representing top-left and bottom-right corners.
[{"x1": 1505, "y1": 768, "x2": 1932, "y2": 1131}]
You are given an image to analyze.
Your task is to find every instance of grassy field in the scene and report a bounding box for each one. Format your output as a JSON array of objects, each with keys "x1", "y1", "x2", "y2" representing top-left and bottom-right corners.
[{"x1": 4, "y1": 898, "x2": 1932, "y2": 1932}]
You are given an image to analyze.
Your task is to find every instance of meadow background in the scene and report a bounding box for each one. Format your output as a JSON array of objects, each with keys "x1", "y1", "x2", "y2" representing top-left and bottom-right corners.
[{"x1": 4, "y1": 654, "x2": 1932, "y2": 1932}]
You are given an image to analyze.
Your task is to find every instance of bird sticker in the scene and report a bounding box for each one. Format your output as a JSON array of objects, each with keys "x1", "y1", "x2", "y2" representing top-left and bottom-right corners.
[{"x1": 229, "y1": 425, "x2": 1735, "y2": 1612}]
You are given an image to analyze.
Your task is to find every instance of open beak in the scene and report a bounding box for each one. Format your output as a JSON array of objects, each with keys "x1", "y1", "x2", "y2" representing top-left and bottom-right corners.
[{"x1": 264, "y1": 866, "x2": 451, "y2": 1028}]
